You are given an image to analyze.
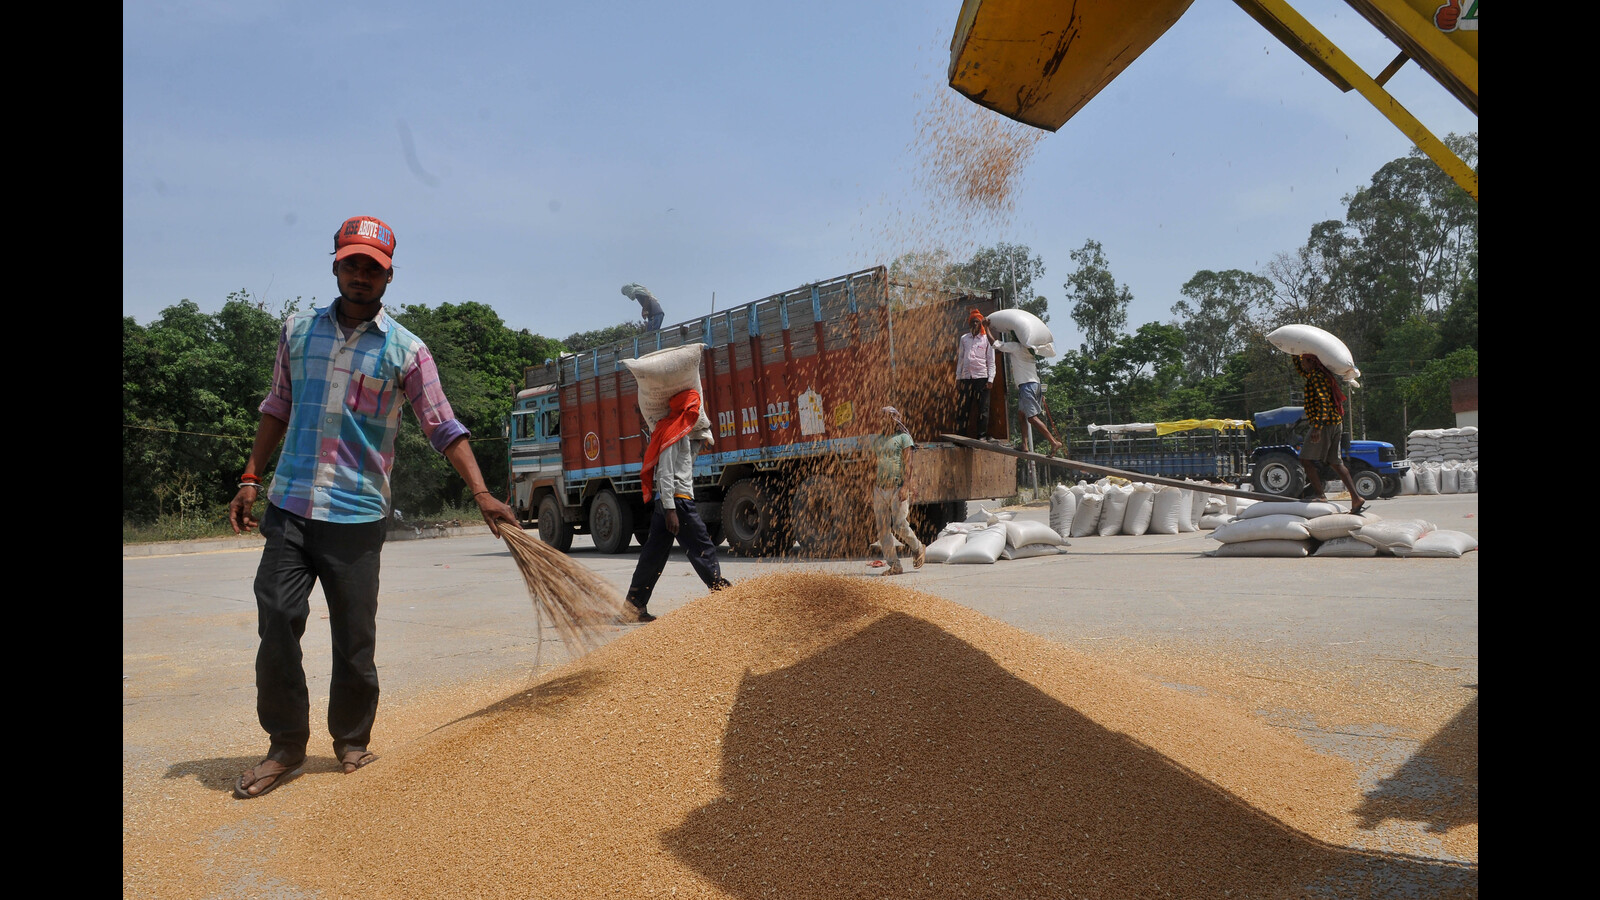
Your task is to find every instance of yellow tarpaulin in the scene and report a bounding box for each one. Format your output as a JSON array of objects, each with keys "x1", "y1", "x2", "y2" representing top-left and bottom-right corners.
[{"x1": 1153, "y1": 419, "x2": 1253, "y2": 436}]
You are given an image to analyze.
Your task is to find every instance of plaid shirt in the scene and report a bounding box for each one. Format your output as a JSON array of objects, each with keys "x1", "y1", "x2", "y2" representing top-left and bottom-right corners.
[
  {"x1": 1294, "y1": 356, "x2": 1341, "y2": 427},
  {"x1": 259, "y1": 303, "x2": 469, "y2": 523}
]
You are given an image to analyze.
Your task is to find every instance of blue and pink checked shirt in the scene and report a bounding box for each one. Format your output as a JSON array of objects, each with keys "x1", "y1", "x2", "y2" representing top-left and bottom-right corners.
[{"x1": 260, "y1": 304, "x2": 469, "y2": 523}]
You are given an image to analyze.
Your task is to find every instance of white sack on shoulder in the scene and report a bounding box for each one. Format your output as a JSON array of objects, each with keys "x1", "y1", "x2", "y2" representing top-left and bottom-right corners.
[
  {"x1": 987, "y1": 308, "x2": 1054, "y2": 353},
  {"x1": 947, "y1": 524, "x2": 1008, "y2": 564},
  {"x1": 1237, "y1": 500, "x2": 1340, "y2": 520},
  {"x1": 1207, "y1": 539, "x2": 1313, "y2": 558},
  {"x1": 1391, "y1": 530, "x2": 1478, "y2": 558},
  {"x1": 923, "y1": 531, "x2": 968, "y2": 564},
  {"x1": 1266, "y1": 324, "x2": 1361, "y2": 384},
  {"x1": 1005, "y1": 519, "x2": 1069, "y2": 548},
  {"x1": 623, "y1": 344, "x2": 705, "y2": 425},
  {"x1": 1209, "y1": 514, "x2": 1312, "y2": 544}
]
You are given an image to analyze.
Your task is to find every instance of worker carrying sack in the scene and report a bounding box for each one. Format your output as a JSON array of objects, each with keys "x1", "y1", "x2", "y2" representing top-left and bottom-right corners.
[
  {"x1": 623, "y1": 344, "x2": 714, "y2": 444},
  {"x1": 987, "y1": 308, "x2": 1055, "y2": 356},
  {"x1": 1266, "y1": 324, "x2": 1361, "y2": 386}
]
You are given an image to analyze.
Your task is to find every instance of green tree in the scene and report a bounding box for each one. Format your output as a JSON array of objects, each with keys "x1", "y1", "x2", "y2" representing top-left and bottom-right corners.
[
  {"x1": 1062, "y1": 239, "x2": 1130, "y2": 358},
  {"x1": 952, "y1": 242, "x2": 1048, "y2": 323},
  {"x1": 1399, "y1": 348, "x2": 1477, "y2": 430},
  {"x1": 1171, "y1": 269, "x2": 1274, "y2": 380},
  {"x1": 563, "y1": 321, "x2": 644, "y2": 353}
]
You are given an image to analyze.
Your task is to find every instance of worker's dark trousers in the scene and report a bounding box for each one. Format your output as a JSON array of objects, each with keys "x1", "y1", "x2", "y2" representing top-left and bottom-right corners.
[
  {"x1": 252, "y1": 504, "x2": 385, "y2": 763},
  {"x1": 957, "y1": 378, "x2": 990, "y2": 437},
  {"x1": 628, "y1": 497, "x2": 721, "y2": 608}
]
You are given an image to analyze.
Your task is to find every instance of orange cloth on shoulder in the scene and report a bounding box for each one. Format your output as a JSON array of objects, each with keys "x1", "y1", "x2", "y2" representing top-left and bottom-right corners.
[{"x1": 641, "y1": 389, "x2": 701, "y2": 503}]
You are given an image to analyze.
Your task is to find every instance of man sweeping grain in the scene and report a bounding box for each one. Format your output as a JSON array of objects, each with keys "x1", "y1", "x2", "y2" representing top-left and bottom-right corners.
[
  {"x1": 872, "y1": 406, "x2": 926, "y2": 575},
  {"x1": 226, "y1": 215, "x2": 520, "y2": 799},
  {"x1": 623, "y1": 387, "x2": 731, "y2": 622},
  {"x1": 1294, "y1": 353, "x2": 1366, "y2": 516}
]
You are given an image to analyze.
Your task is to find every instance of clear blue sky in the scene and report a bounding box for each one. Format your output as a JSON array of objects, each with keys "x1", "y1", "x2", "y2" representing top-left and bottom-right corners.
[{"x1": 123, "y1": 0, "x2": 1477, "y2": 352}]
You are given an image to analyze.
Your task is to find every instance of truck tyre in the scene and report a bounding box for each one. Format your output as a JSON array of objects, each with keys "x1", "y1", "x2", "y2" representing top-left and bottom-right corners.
[
  {"x1": 537, "y1": 494, "x2": 574, "y2": 553},
  {"x1": 1349, "y1": 465, "x2": 1384, "y2": 502},
  {"x1": 723, "y1": 478, "x2": 788, "y2": 557},
  {"x1": 792, "y1": 473, "x2": 864, "y2": 558},
  {"x1": 1252, "y1": 452, "x2": 1306, "y2": 498},
  {"x1": 1380, "y1": 475, "x2": 1401, "y2": 499},
  {"x1": 589, "y1": 489, "x2": 634, "y2": 554}
]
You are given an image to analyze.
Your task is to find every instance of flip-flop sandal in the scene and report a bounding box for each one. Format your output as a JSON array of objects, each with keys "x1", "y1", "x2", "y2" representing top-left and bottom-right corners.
[
  {"x1": 233, "y1": 757, "x2": 304, "y2": 799},
  {"x1": 340, "y1": 749, "x2": 379, "y2": 774}
]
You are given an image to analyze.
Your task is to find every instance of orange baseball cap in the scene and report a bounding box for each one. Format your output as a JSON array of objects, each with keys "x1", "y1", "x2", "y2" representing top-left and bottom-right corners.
[{"x1": 333, "y1": 216, "x2": 396, "y2": 269}]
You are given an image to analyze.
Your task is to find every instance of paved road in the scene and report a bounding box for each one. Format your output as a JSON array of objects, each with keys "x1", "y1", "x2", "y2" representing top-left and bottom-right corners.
[{"x1": 123, "y1": 492, "x2": 1477, "y2": 891}]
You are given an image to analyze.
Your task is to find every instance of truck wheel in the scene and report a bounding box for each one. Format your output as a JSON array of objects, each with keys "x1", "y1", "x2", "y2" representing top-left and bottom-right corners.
[
  {"x1": 537, "y1": 494, "x2": 574, "y2": 553},
  {"x1": 1252, "y1": 452, "x2": 1306, "y2": 498},
  {"x1": 589, "y1": 489, "x2": 634, "y2": 554},
  {"x1": 1349, "y1": 466, "x2": 1384, "y2": 502},
  {"x1": 724, "y1": 478, "x2": 787, "y2": 557},
  {"x1": 1380, "y1": 475, "x2": 1401, "y2": 499}
]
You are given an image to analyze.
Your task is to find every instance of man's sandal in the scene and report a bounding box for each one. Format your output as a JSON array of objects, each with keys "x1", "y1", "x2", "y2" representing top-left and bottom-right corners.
[
  {"x1": 340, "y1": 749, "x2": 379, "y2": 774},
  {"x1": 233, "y1": 757, "x2": 305, "y2": 799}
]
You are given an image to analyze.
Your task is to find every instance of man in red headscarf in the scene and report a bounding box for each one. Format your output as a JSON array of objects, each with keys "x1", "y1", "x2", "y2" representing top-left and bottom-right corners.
[
  {"x1": 623, "y1": 387, "x2": 731, "y2": 622},
  {"x1": 954, "y1": 309, "x2": 996, "y2": 439}
]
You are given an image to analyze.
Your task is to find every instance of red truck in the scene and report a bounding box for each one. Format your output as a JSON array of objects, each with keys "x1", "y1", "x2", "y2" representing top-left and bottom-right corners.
[{"x1": 508, "y1": 266, "x2": 1016, "y2": 557}]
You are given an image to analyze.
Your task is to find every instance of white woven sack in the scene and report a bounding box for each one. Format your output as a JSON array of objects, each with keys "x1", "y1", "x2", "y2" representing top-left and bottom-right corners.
[
  {"x1": 1175, "y1": 489, "x2": 1197, "y2": 533},
  {"x1": 623, "y1": 344, "x2": 704, "y2": 425},
  {"x1": 1207, "y1": 539, "x2": 1313, "y2": 558},
  {"x1": 1351, "y1": 519, "x2": 1434, "y2": 554},
  {"x1": 1069, "y1": 492, "x2": 1104, "y2": 538},
  {"x1": 1188, "y1": 486, "x2": 1209, "y2": 531},
  {"x1": 1210, "y1": 514, "x2": 1312, "y2": 544},
  {"x1": 1001, "y1": 543, "x2": 1066, "y2": 560},
  {"x1": 1400, "y1": 468, "x2": 1418, "y2": 495},
  {"x1": 1238, "y1": 500, "x2": 1339, "y2": 520},
  {"x1": 1148, "y1": 487, "x2": 1185, "y2": 535},
  {"x1": 923, "y1": 531, "x2": 967, "y2": 564},
  {"x1": 1049, "y1": 485, "x2": 1077, "y2": 539},
  {"x1": 1265, "y1": 324, "x2": 1361, "y2": 385},
  {"x1": 1458, "y1": 466, "x2": 1477, "y2": 493},
  {"x1": 1313, "y1": 536, "x2": 1378, "y2": 558},
  {"x1": 986, "y1": 308, "x2": 1054, "y2": 354},
  {"x1": 1005, "y1": 519, "x2": 1069, "y2": 548},
  {"x1": 1199, "y1": 513, "x2": 1236, "y2": 530},
  {"x1": 1391, "y1": 530, "x2": 1478, "y2": 558},
  {"x1": 948, "y1": 524, "x2": 1007, "y2": 564},
  {"x1": 1122, "y1": 485, "x2": 1155, "y2": 535},
  {"x1": 984, "y1": 510, "x2": 1018, "y2": 525},
  {"x1": 1438, "y1": 464, "x2": 1459, "y2": 494},
  {"x1": 1098, "y1": 486, "x2": 1130, "y2": 536},
  {"x1": 1415, "y1": 464, "x2": 1439, "y2": 495},
  {"x1": 1305, "y1": 512, "x2": 1378, "y2": 541}
]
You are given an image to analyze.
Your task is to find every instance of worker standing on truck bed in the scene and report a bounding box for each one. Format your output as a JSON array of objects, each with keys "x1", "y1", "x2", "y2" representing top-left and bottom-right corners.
[
  {"x1": 623, "y1": 387, "x2": 731, "y2": 622},
  {"x1": 955, "y1": 309, "x2": 996, "y2": 439},
  {"x1": 990, "y1": 319, "x2": 1064, "y2": 458},
  {"x1": 622, "y1": 283, "x2": 665, "y2": 332},
  {"x1": 1294, "y1": 353, "x2": 1367, "y2": 516}
]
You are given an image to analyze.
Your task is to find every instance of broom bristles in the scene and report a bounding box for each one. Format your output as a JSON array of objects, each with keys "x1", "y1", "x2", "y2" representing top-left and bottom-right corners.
[{"x1": 500, "y1": 526, "x2": 626, "y2": 661}]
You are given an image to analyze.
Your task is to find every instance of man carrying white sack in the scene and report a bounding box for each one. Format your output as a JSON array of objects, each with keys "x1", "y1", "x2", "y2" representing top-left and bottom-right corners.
[
  {"x1": 988, "y1": 317, "x2": 1065, "y2": 457},
  {"x1": 623, "y1": 387, "x2": 731, "y2": 622},
  {"x1": 872, "y1": 406, "x2": 926, "y2": 575},
  {"x1": 1294, "y1": 353, "x2": 1368, "y2": 516}
]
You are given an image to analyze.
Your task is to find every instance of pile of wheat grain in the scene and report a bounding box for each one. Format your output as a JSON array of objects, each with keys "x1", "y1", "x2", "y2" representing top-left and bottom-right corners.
[{"x1": 259, "y1": 573, "x2": 1474, "y2": 899}]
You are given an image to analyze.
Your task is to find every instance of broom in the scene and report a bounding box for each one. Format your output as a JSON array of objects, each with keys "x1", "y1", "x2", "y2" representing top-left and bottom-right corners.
[{"x1": 500, "y1": 525, "x2": 627, "y2": 664}]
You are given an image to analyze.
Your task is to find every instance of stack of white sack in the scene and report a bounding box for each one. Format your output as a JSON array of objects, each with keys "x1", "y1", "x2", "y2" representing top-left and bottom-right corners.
[
  {"x1": 1405, "y1": 460, "x2": 1478, "y2": 495},
  {"x1": 1329, "y1": 518, "x2": 1479, "y2": 558},
  {"x1": 1205, "y1": 500, "x2": 1343, "y2": 558},
  {"x1": 923, "y1": 509, "x2": 1068, "y2": 564},
  {"x1": 1407, "y1": 426, "x2": 1478, "y2": 463},
  {"x1": 1001, "y1": 518, "x2": 1070, "y2": 559}
]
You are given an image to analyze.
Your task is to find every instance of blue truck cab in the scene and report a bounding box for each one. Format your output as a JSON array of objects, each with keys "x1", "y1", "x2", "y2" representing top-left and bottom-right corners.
[{"x1": 1248, "y1": 406, "x2": 1411, "y2": 500}]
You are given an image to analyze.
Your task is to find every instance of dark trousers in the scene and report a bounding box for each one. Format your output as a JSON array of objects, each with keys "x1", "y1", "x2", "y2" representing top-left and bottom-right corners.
[
  {"x1": 957, "y1": 378, "x2": 991, "y2": 437},
  {"x1": 628, "y1": 497, "x2": 721, "y2": 608},
  {"x1": 252, "y1": 503, "x2": 386, "y2": 762}
]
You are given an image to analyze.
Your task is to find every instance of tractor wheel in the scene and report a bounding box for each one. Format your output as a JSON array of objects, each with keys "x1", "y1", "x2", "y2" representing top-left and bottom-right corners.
[
  {"x1": 1380, "y1": 475, "x2": 1402, "y2": 499},
  {"x1": 537, "y1": 494, "x2": 574, "y2": 553},
  {"x1": 588, "y1": 489, "x2": 634, "y2": 554},
  {"x1": 1349, "y1": 466, "x2": 1384, "y2": 502},
  {"x1": 1252, "y1": 452, "x2": 1306, "y2": 498}
]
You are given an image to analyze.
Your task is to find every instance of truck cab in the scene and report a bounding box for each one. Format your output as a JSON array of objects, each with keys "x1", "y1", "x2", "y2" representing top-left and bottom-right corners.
[
  {"x1": 508, "y1": 384, "x2": 571, "y2": 545},
  {"x1": 1248, "y1": 406, "x2": 1410, "y2": 500}
]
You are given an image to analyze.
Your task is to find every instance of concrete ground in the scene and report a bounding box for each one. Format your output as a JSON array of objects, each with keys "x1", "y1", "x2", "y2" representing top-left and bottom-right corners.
[{"x1": 123, "y1": 491, "x2": 1477, "y2": 895}]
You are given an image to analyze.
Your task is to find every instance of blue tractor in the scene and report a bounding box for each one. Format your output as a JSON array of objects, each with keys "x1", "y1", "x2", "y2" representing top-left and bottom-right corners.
[{"x1": 1247, "y1": 406, "x2": 1410, "y2": 501}]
